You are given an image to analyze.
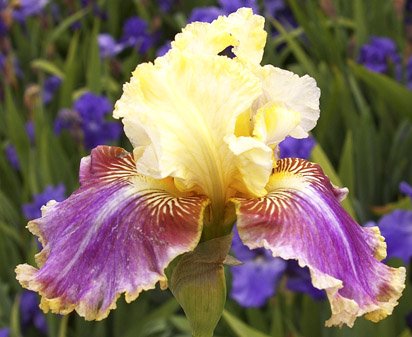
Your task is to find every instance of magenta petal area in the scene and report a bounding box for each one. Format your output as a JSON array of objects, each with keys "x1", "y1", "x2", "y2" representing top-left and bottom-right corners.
[
  {"x1": 232, "y1": 158, "x2": 405, "y2": 327},
  {"x1": 16, "y1": 146, "x2": 209, "y2": 320}
]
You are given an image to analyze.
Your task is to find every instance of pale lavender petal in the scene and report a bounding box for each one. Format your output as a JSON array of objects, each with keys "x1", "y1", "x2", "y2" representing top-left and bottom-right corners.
[
  {"x1": 16, "y1": 146, "x2": 209, "y2": 320},
  {"x1": 233, "y1": 158, "x2": 406, "y2": 327}
]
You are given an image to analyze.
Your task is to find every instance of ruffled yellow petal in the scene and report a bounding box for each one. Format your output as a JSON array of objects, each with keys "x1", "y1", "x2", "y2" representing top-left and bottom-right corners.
[
  {"x1": 173, "y1": 8, "x2": 266, "y2": 65},
  {"x1": 114, "y1": 49, "x2": 265, "y2": 204}
]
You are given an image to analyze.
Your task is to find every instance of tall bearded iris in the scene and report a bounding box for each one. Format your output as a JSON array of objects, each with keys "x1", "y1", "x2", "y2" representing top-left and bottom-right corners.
[{"x1": 16, "y1": 8, "x2": 405, "y2": 334}]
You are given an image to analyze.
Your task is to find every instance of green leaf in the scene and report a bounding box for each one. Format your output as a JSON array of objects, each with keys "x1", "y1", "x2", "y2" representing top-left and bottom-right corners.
[
  {"x1": 59, "y1": 33, "x2": 80, "y2": 108},
  {"x1": 31, "y1": 59, "x2": 65, "y2": 78},
  {"x1": 222, "y1": 310, "x2": 272, "y2": 337},
  {"x1": 349, "y1": 61, "x2": 412, "y2": 120},
  {"x1": 47, "y1": 9, "x2": 89, "y2": 44},
  {"x1": 269, "y1": 18, "x2": 317, "y2": 76},
  {"x1": 86, "y1": 20, "x2": 102, "y2": 93},
  {"x1": 338, "y1": 131, "x2": 355, "y2": 194},
  {"x1": 311, "y1": 144, "x2": 357, "y2": 218}
]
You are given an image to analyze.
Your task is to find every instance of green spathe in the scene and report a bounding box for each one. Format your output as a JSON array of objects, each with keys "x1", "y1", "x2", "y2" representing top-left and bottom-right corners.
[{"x1": 169, "y1": 235, "x2": 232, "y2": 337}]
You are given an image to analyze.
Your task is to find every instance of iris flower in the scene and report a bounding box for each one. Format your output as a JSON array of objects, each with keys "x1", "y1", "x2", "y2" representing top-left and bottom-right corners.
[{"x1": 16, "y1": 8, "x2": 405, "y2": 329}]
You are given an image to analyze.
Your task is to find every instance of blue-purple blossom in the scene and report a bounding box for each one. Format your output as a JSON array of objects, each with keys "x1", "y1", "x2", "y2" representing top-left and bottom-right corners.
[
  {"x1": 98, "y1": 33, "x2": 124, "y2": 59},
  {"x1": 406, "y1": 57, "x2": 412, "y2": 89},
  {"x1": 43, "y1": 76, "x2": 61, "y2": 104},
  {"x1": 74, "y1": 93, "x2": 122, "y2": 149},
  {"x1": 0, "y1": 328, "x2": 9, "y2": 337},
  {"x1": 218, "y1": 0, "x2": 259, "y2": 14},
  {"x1": 279, "y1": 136, "x2": 316, "y2": 159},
  {"x1": 156, "y1": 41, "x2": 171, "y2": 57},
  {"x1": 358, "y1": 37, "x2": 401, "y2": 76},
  {"x1": 157, "y1": 0, "x2": 175, "y2": 12},
  {"x1": 5, "y1": 144, "x2": 20, "y2": 169},
  {"x1": 188, "y1": 7, "x2": 224, "y2": 23},
  {"x1": 0, "y1": 53, "x2": 6, "y2": 72},
  {"x1": 20, "y1": 291, "x2": 47, "y2": 334},
  {"x1": 400, "y1": 181, "x2": 412, "y2": 199},
  {"x1": 22, "y1": 184, "x2": 66, "y2": 220},
  {"x1": 55, "y1": 93, "x2": 121, "y2": 150},
  {"x1": 230, "y1": 230, "x2": 287, "y2": 307},
  {"x1": 120, "y1": 17, "x2": 154, "y2": 54},
  {"x1": 264, "y1": 0, "x2": 296, "y2": 27},
  {"x1": 373, "y1": 210, "x2": 412, "y2": 264},
  {"x1": 188, "y1": 0, "x2": 259, "y2": 23},
  {"x1": 12, "y1": 0, "x2": 48, "y2": 22},
  {"x1": 285, "y1": 261, "x2": 326, "y2": 300},
  {"x1": 24, "y1": 121, "x2": 35, "y2": 145}
]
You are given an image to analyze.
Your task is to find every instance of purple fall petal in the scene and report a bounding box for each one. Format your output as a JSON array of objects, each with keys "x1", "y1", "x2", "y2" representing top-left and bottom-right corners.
[
  {"x1": 233, "y1": 158, "x2": 406, "y2": 327},
  {"x1": 16, "y1": 146, "x2": 209, "y2": 320}
]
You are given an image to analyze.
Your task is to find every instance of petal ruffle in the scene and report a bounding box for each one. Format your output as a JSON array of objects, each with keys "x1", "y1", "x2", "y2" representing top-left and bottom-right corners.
[
  {"x1": 232, "y1": 158, "x2": 405, "y2": 327},
  {"x1": 114, "y1": 48, "x2": 268, "y2": 201},
  {"x1": 252, "y1": 66, "x2": 320, "y2": 144},
  {"x1": 173, "y1": 8, "x2": 266, "y2": 65},
  {"x1": 16, "y1": 146, "x2": 209, "y2": 320}
]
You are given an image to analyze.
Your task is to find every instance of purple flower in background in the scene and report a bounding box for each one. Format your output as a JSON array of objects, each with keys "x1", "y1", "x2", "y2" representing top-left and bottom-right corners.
[
  {"x1": 157, "y1": 0, "x2": 175, "y2": 12},
  {"x1": 372, "y1": 211, "x2": 412, "y2": 264},
  {"x1": 120, "y1": 17, "x2": 154, "y2": 54},
  {"x1": 5, "y1": 144, "x2": 20, "y2": 170},
  {"x1": 13, "y1": 0, "x2": 48, "y2": 22},
  {"x1": 0, "y1": 53, "x2": 6, "y2": 72},
  {"x1": 156, "y1": 41, "x2": 171, "y2": 57},
  {"x1": 188, "y1": 7, "x2": 224, "y2": 23},
  {"x1": 55, "y1": 93, "x2": 121, "y2": 150},
  {"x1": 22, "y1": 184, "x2": 66, "y2": 220},
  {"x1": 358, "y1": 37, "x2": 401, "y2": 76},
  {"x1": 0, "y1": 328, "x2": 9, "y2": 337},
  {"x1": 286, "y1": 261, "x2": 326, "y2": 300},
  {"x1": 43, "y1": 76, "x2": 61, "y2": 104},
  {"x1": 264, "y1": 0, "x2": 296, "y2": 27},
  {"x1": 98, "y1": 33, "x2": 124, "y2": 59},
  {"x1": 0, "y1": 2, "x2": 8, "y2": 37},
  {"x1": 74, "y1": 93, "x2": 121, "y2": 149},
  {"x1": 188, "y1": 0, "x2": 258, "y2": 23},
  {"x1": 20, "y1": 291, "x2": 47, "y2": 334},
  {"x1": 230, "y1": 230, "x2": 287, "y2": 307},
  {"x1": 25, "y1": 121, "x2": 35, "y2": 144},
  {"x1": 219, "y1": 0, "x2": 259, "y2": 14},
  {"x1": 400, "y1": 181, "x2": 412, "y2": 199},
  {"x1": 406, "y1": 57, "x2": 412, "y2": 89},
  {"x1": 279, "y1": 136, "x2": 315, "y2": 159}
]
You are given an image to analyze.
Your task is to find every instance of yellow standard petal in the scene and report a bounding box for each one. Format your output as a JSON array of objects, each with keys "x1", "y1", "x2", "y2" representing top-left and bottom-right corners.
[
  {"x1": 114, "y1": 49, "x2": 272, "y2": 210},
  {"x1": 173, "y1": 8, "x2": 266, "y2": 65}
]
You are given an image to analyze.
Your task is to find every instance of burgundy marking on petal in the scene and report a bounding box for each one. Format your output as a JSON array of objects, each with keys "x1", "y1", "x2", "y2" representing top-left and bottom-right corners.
[
  {"x1": 232, "y1": 158, "x2": 405, "y2": 327},
  {"x1": 16, "y1": 146, "x2": 209, "y2": 321}
]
